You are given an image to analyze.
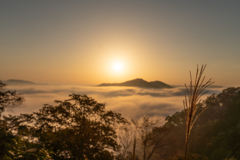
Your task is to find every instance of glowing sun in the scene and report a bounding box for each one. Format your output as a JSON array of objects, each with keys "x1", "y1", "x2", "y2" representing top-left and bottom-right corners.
[{"x1": 113, "y1": 62, "x2": 123, "y2": 72}]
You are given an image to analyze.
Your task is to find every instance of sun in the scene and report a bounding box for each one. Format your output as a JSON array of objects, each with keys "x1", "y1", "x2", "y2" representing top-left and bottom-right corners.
[{"x1": 113, "y1": 62, "x2": 123, "y2": 72}]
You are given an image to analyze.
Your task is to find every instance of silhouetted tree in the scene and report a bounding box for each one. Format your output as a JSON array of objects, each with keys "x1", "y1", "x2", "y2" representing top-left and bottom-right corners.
[
  {"x1": 116, "y1": 124, "x2": 135, "y2": 160},
  {"x1": 0, "y1": 81, "x2": 24, "y2": 119},
  {"x1": 132, "y1": 116, "x2": 169, "y2": 160},
  {"x1": 0, "y1": 81, "x2": 52, "y2": 159},
  {"x1": 0, "y1": 81, "x2": 24, "y2": 159},
  {"x1": 162, "y1": 87, "x2": 240, "y2": 159},
  {"x1": 16, "y1": 94, "x2": 128, "y2": 160}
]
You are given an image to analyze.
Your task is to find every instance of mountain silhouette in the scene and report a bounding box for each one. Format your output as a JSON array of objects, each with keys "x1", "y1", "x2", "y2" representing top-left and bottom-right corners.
[
  {"x1": 4, "y1": 79, "x2": 36, "y2": 85},
  {"x1": 149, "y1": 81, "x2": 172, "y2": 88},
  {"x1": 98, "y1": 78, "x2": 172, "y2": 89}
]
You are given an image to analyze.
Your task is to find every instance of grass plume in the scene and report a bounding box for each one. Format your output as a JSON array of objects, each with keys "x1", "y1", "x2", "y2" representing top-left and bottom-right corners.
[{"x1": 183, "y1": 64, "x2": 214, "y2": 158}]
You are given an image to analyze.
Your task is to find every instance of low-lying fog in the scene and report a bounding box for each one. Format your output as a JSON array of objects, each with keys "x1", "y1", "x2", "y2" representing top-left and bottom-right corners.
[{"x1": 4, "y1": 84, "x2": 224, "y2": 121}]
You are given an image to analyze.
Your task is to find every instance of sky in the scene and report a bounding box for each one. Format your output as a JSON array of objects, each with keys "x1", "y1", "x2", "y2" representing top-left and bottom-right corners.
[{"x1": 1, "y1": 1, "x2": 240, "y2": 86}]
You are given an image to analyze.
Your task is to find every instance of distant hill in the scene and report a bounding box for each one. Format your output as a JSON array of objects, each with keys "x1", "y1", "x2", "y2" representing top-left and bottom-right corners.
[
  {"x1": 4, "y1": 79, "x2": 36, "y2": 85},
  {"x1": 98, "y1": 78, "x2": 172, "y2": 89},
  {"x1": 149, "y1": 81, "x2": 172, "y2": 88}
]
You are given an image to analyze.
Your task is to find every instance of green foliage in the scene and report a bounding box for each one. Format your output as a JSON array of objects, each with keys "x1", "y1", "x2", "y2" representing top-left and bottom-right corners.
[
  {"x1": 1, "y1": 82, "x2": 127, "y2": 159},
  {"x1": 15, "y1": 94, "x2": 128, "y2": 159},
  {"x1": 0, "y1": 129, "x2": 16, "y2": 159},
  {"x1": 0, "y1": 81, "x2": 52, "y2": 160},
  {"x1": 0, "y1": 81, "x2": 24, "y2": 118},
  {"x1": 0, "y1": 123, "x2": 53, "y2": 160},
  {"x1": 164, "y1": 87, "x2": 240, "y2": 160}
]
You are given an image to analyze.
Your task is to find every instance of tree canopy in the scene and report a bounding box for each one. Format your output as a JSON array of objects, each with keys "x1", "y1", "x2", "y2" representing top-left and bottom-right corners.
[
  {"x1": 163, "y1": 87, "x2": 240, "y2": 160},
  {"x1": 12, "y1": 94, "x2": 128, "y2": 160}
]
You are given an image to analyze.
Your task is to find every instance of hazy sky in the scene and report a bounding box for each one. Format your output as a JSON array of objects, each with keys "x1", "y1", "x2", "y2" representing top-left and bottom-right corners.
[{"x1": 1, "y1": 1, "x2": 240, "y2": 86}]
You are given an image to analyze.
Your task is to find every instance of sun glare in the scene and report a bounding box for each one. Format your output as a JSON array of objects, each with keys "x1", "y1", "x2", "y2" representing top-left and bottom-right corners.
[{"x1": 113, "y1": 62, "x2": 122, "y2": 72}]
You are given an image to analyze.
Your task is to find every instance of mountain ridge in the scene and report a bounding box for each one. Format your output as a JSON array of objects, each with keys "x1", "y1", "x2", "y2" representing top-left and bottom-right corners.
[
  {"x1": 3, "y1": 79, "x2": 49, "y2": 85},
  {"x1": 98, "y1": 78, "x2": 172, "y2": 89},
  {"x1": 4, "y1": 79, "x2": 36, "y2": 85}
]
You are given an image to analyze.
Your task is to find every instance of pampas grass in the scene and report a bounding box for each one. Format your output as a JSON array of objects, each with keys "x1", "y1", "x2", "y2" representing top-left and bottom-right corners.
[{"x1": 183, "y1": 65, "x2": 214, "y2": 159}]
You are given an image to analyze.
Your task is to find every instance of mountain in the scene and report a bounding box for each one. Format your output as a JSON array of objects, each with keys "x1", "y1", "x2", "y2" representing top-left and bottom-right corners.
[
  {"x1": 98, "y1": 78, "x2": 172, "y2": 89},
  {"x1": 149, "y1": 81, "x2": 172, "y2": 88},
  {"x1": 4, "y1": 79, "x2": 36, "y2": 85}
]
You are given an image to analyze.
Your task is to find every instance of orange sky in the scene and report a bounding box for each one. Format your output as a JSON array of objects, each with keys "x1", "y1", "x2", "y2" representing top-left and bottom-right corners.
[{"x1": 1, "y1": 1, "x2": 240, "y2": 86}]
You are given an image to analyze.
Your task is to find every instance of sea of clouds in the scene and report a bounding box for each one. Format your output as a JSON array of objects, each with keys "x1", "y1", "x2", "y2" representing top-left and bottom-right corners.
[{"x1": 4, "y1": 84, "x2": 224, "y2": 121}]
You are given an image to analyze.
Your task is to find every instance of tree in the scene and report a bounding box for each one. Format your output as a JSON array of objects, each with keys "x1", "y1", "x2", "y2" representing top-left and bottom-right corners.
[
  {"x1": 116, "y1": 124, "x2": 135, "y2": 160},
  {"x1": 0, "y1": 81, "x2": 53, "y2": 160},
  {"x1": 17, "y1": 94, "x2": 128, "y2": 160},
  {"x1": 162, "y1": 87, "x2": 240, "y2": 159},
  {"x1": 0, "y1": 130, "x2": 53, "y2": 160},
  {"x1": 0, "y1": 81, "x2": 24, "y2": 119},
  {"x1": 0, "y1": 81, "x2": 25, "y2": 159},
  {"x1": 132, "y1": 116, "x2": 169, "y2": 160}
]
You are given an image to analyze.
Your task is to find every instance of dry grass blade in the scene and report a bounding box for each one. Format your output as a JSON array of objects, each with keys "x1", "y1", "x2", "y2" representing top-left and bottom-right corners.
[{"x1": 183, "y1": 64, "x2": 214, "y2": 159}]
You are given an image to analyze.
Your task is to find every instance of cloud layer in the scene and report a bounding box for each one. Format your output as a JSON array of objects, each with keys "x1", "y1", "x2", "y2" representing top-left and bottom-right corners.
[{"x1": 5, "y1": 85, "x2": 224, "y2": 120}]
